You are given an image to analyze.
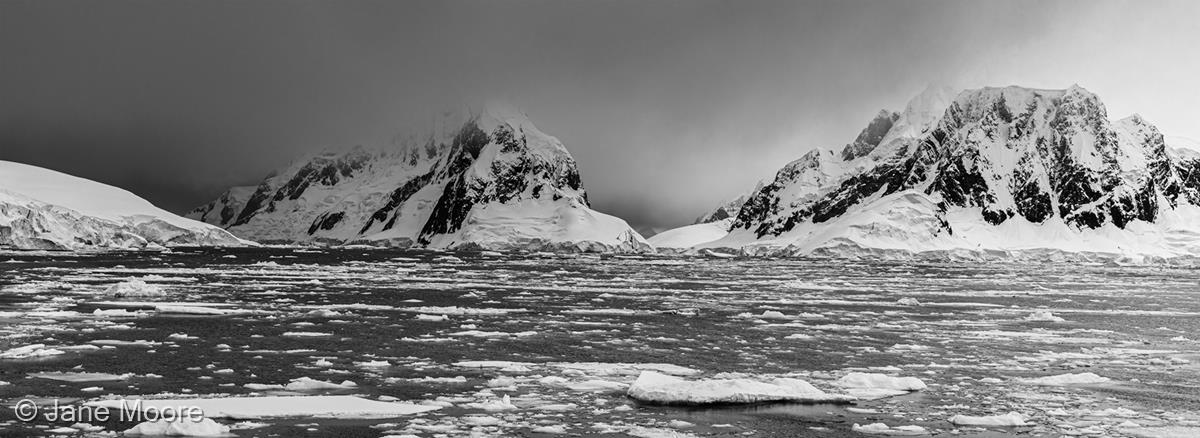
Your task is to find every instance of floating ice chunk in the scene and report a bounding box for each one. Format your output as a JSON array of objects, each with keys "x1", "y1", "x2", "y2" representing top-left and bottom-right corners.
[
  {"x1": 1123, "y1": 426, "x2": 1200, "y2": 438},
  {"x1": 31, "y1": 371, "x2": 132, "y2": 382},
  {"x1": 486, "y1": 376, "x2": 517, "y2": 388},
  {"x1": 168, "y1": 333, "x2": 199, "y2": 340},
  {"x1": 548, "y1": 362, "x2": 701, "y2": 376},
  {"x1": 566, "y1": 380, "x2": 628, "y2": 392},
  {"x1": 0, "y1": 343, "x2": 66, "y2": 359},
  {"x1": 536, "y1": 403, "x2": 577, "y2": 411},
  {"x1": 432, "y1": 255, "x2": 464, "y2": 263},
  {"x1": 91, "y1": 339, "x2": 161, "y2": 347},
  {"x1": 538, "y1": 375, "x2": 627, "y2": 392},
  {"x1": 667, "y1": 420, "x2": 694, "y2": 428},
  {"x1": 464, "y1": 395, "x2": 518, "y2": 412},
  {"x1": 836, "y1": 372, "x2": 927, "y2": 400},
  {"x1": 88, "y1": 396, "x2": 440, "y2": 419},
  {"x1": 897, "y1": 298, "x2": 922, "y2": 306},
  {"x1": 282, "y1": 332, "x2": 333, "y2": 337},
  {"x1": 357, "y1": 360, "x2": 390, "y2": 368},
  {"x1": 124, "y1": 418, "x2": 230, "y2": 436},
  {"x1": 448, "y1": 330, "x2": 537, "y2": 338},
  {"x1": 106, "y1": 279, "x2": 165, "y2": 297},
  {"x1": 888, "y1": 344, "x2": 931, "y2": 352},
  {"x1": 403, "y1": 306, "x2": 527, "y2": 315},
  {"x1": 453, "y1": 361, "x2": 535, "y2": 372},
  {"x1": 948, "y1": 412, "x2": 1029, "y2": 426},
  {"x1": 1024, "y1": 372, "x2": 1110, "y2": 386},
  {"x1": 531, "y1": 425, "x2": 567, "y2": 434},
  {"x1": 70, "y1": 423, "x2": 105, "y2": 432},
  {"x1": 734, "y1": 310, "x2": 792, "y2": 320},
  {"x1": 759, "y1": 310, "x2": 790, "y2": 319},
  {"x1": 627, "y1": 371, "x2": 852, "y2": 405},
  {"x1": 284, "y1": 377, "x2": 357, "y2": 391},
  {"x1": 246, "y1": 377, "x2": 357, "y2": 391},
  {"x1": 156, "y1": 305, "x2": 234, "y2": 315},
  {"x1": 1024, "y1": 310, "x2": 1066, "y2": 322},
  {"x1": 852, "y1": 423, "x2": 929, "y2": 435},
  {"x1": 415, "y1": 314, "x2": 449, "y2": 321},
  {"x1": 306, "y1": 309, "x2": 344, "y2": 318},
  {"x1": 93, "y1": 308, "x2": 145, "y2": 317}
]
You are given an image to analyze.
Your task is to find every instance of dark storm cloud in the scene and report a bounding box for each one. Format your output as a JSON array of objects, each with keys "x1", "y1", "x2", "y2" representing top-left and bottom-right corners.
[{"x1": 2, "y1": 0, "x2": 1197, "y2": 232}]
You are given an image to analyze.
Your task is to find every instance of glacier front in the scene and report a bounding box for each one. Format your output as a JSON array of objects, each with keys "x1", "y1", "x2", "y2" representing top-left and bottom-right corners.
[{"x1": 0, "y1": 160, "x2": 251, "y2": 250}]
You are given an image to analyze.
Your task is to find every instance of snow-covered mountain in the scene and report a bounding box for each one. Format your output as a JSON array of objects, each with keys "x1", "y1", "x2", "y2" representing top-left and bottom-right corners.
[
  {"x1": 662, "y1": 85, "x2": 1200, "y2": 260},
  {"x1": 0, "y1": 161, "x2": 250, "y2": 250},
  {"x1": 190, "y1": 103, "x2": 651, "y2": 252}
]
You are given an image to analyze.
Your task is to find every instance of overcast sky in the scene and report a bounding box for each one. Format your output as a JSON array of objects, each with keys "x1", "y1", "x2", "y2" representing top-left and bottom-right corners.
[{"x1": 2, "y1": 0, "x2": 1198, "y2": 235}]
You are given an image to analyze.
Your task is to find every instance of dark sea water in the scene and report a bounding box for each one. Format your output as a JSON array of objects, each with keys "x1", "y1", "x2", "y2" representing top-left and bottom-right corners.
[{"x1": 1, "y1": 248, "x2": 1198, "y2": 437}]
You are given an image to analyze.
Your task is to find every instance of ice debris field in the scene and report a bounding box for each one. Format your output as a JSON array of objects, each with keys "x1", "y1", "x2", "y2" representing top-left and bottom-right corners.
[{"x1": 1, "y1": 248, "x2": 1199, "y2": 437}]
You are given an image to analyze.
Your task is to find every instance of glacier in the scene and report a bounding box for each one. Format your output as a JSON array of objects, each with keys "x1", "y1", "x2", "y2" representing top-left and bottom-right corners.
[{"x1": 0, "y1": 160, "x2": 250, "y2": 250}]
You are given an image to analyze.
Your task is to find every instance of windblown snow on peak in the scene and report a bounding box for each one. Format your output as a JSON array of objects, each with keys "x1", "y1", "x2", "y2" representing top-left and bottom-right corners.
[
  {"x1": 190, "y1": 103, "x2": 651, "y2": 252},
  {"x1": 659, "y1": 85, "x2": 1200, "y2": 261}
]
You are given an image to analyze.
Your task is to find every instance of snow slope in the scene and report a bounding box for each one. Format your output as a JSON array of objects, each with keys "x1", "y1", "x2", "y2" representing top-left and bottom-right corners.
[
  {"x1": 663, "y1": 85, "x2": 1200, "y2": 261},
  {"x1": 0, "y1": 161, "x2": 250, "y2": 250},
  {"x1": 647, "y1": 219, "x2": 731, "y2": 249},
  {"x1": 190, "y1": 103, "x2": 650, "y2": 252}
]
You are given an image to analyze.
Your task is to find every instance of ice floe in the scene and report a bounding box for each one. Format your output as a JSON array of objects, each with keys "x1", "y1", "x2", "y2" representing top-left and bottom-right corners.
[
  {"x1": 106, "y1": 279, "x2": 166, "y2": 297},
  {"x1": 1024, "y1": 372, "x2": 1111, "y2": 386},
  {"x1": 626, "y1": 371, "x2": 852, "y2": 404},
  {"x1": 852, "y1": 422, "x2": 929, "y2": 435},
  {"x1": 947, "y1": 412, "x2": 1029, "y2": 426},
  {"x1": 0, "y1": 343, "x2": 66, "y2": 359},
  {"x1": 31, "y1": 371, "x2": 133, "y2": 382},
  {"x1": 88, "y1": 395, "x2": 441, "y2": 419},
  {"x1": 125, "y1": 418, "x2": 231, "y2": 436},
  {"x1": 1024, "y1": 310, "x2": 1066, "y2": 322},
  {"x1": 836, "y1": 372, "x2": 926, "y2": 399}
]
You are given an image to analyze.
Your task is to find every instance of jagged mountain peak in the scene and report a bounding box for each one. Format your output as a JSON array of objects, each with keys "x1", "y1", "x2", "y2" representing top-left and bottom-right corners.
[
  {"x1": 841, "y1": 110, "x2": 900, "y2": 160},
  {"x1": 658, "y1": 84, "x2": 1200, "y2": 259},
  {"x1": 873, "y1": 84, "x2": 958, "y2": 153},
  {"x1": 189, "y1": 105, "x2": 649, "y2": 252}
]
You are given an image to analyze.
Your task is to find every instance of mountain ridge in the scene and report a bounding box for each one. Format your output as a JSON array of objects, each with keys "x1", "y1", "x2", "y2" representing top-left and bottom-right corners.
[
  {"x1": 189, "y1": 103, "x2": 652, "y2": 252},
  {"x1": 659, "y1": 85, "x2": 1200, "y2": 260}
]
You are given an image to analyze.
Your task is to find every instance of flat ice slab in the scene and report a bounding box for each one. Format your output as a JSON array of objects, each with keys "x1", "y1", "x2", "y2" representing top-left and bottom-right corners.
[
  {"x1": 627, "y1": 371, "x2": 853, "y2": 405},
  {"x1": 88, "y1": 395, "x2": 441, "y2": 419}
]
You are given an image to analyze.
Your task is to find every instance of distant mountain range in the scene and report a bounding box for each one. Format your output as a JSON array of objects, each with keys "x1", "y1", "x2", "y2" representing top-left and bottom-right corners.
[
  {"x1": 652, "y1": 85, "x2": 1200, "y2": 260},
  {"x1": 6, "y1": 87, "x2": 1200, "y2": 260}
]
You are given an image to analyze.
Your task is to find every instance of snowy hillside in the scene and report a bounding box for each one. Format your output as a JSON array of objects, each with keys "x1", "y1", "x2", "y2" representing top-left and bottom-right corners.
[
  {"x1": 665, "y1": 85, "x2": 1200, "y2": 260},
  {"x1": 190, "y1": 103, "x2": 651, "y2": 252},
  {"x1": 647, "y1": 219, "x2": 732, "y2": 250},
  {"x1": 0, "y1": 161, "x2": 250, "y2": 250}
]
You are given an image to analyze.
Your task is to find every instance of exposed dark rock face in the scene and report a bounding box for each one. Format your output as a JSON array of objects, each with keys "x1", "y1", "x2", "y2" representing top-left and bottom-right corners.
[
  {"x1": 727, "y1": 86, "x2": 1200, "y2": 243},
  {"x1": 188, "y1": 105, "x2": 646, "y2": 251},
  {"x1": 841, "y1": 110, "x2": 900, "y2": 160}
]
